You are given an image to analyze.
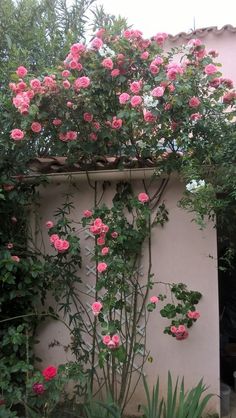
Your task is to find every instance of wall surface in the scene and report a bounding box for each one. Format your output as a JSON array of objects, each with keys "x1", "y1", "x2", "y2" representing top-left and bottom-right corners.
[{"x1": 33, "y1": 172, "x2": 219, "y2": 414}]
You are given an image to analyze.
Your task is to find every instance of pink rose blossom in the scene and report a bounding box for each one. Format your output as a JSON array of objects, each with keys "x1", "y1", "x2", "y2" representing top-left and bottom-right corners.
[
  {"x1": 130, "y1": 81, "x2": 142, "y2": 94},
  {"x1": 96, "y1": 28, "x2": 106, "y2": 38},
  {"x1": 31, "y1": 122, "x2": 42, "y2": 133},
  {"x1": 131, "y1": 95, "x2": 142, "y2": 107},
  {"x1": 143, "y1": 110, "x2": 157, "y2": 123},
  {"x1": 97, "y1": 236, "x2": 105, "y2": 246},
  {"x1": 66, "y1": 101, "x2": 73, "y2": 108},
  {"x1": 74, "y1": 76, "x2": 90, "y2": 89},
  {"x1": 149, "y1": 64, "x2": 159, "y2": 75},
  {"x1": 89, "y1": 133, "x2": 97, "y2": 141},
  {"x1": 177, "y1": 325, "x2": 186, "y2": 333},
  {"x1": 83, "y1": 210, "x2": 93, "y2": 218},
  {"x1": 151, "y1": 86, "x2": 165, "y2": 97},
  {"x1": 102, "y1": 58, "x2": 113, "y2": 70},
  {"x1": 54, "y1": 238, "x2": 70, "y2": 252},
  {"x1": 111, "y1": 231, "x2": 118, "y2": 239},
  {"x1": 30, "y1": 79, "x2": 41, "y2": 90},
  {"x1": 70, "y1": 43, "x2": 86, "y2": 55},
  {"x1": 45, "y1": 221, "x2": 54, "y2": 228},
  {"x1": 204, "y1": 64, "x2": 218, "y2": 75},
  {"x1": 170, "y1": 326, "x2": 178, "y2": 334},
  {"x1": 97, "y1": 262, "x2": 107, "y2": 273},
  {"x1": 154, "y1": 56, "x2": 164, "y2": 65},
  {"x1": 187, "y1": 310, "x2": 200, "y2": 319},
  {"x1": 32, "y1": 382, "x2": 45, "y2": 395},
  {"x1": 101, "y1": 246, "x2": 109, "y2": 255},
  {"x1": 83, "y1": 113, "x2": 93, "y2": 122},
  {"x1": 16, "y1": 66, "x2": 28, "y2": 78},
  {"x1": 111, "y1": 117, "x2": 122, "y2": 129},
  {"x1": 92, "y1": 301, "x2": 103, "y2": 316},
  {"x1": 69, "y1": 60, "x2": 78, "y2": 70},
  {"x1": 17, "y1": 81, "x2": 27, "y2": 91},
  {"x1": 150, "y1": 296, "x2": 159, "y2": 304},
  {"x1": 43, "y1": 76, "x2": 55, "y2": 87},
  {"x1": 10, "y1": 129, "x2": 24, "y2": 141},
  {"x1": 7, "y1": 243, "x2": 13, "y2": 249},
  {"x1": 119, "y1": 92, "x2": 130, "y2": 104},
  {"x1": 111, "y1": 69, "x2": 120, "y2": 77},
  {"x1": 52, "y1": 119, "x2": 62, "y2": 126},
  {"x1": 91, "y1": 37, "x2": 103, "y2": 50},
  {"x1": 103, "y1": 335, "x2": 111, "y2": 345},
  {"x1": 189, "y1": 97, "x2": 201, "y2": 108},
  {"x1": 112, "y1": 335, "x2": 120, "y2": 346},
  {"x1": 107, "y1": 340, "x2": 116, "y2": 349},
  {"x1": 50, "y1": 234, "x2": 59, "y2": 244},
  {"x1": 138, "y1": 192, "x2": 149, "y2": 203},
  {"x1": 93, "y1": 121, "x2": 101, "y2": 131},
  {"x1": 175, "y1": 331, "x2": 189, "y2": 340},
  {"x1": 153, "y1": 32, "x2": 168, "y2": 45},
  {"x1": 140, "y1": 51, "x2": 149, "y2": 60},
  {"x1": 190, "y1": 112, "x2": 202, "y2": 121},
  {"x1": 63, "y1": 80, "x2": 70, "y2": 89},
  {"x1": 66, "y1": 131, "x2": 77, "y2": 141},
  {"x1": 42, "y1": 366, "x2": 57, "y2": 381},
  {"x1": 61, "y1": 70, "x2": 71, "y2": 78},
  {"x1": 94, "y1": 218, "x2": 102, "y2": 227},
  {"x1": 11, "y1": 255, "x2": 20, "y2": 262}
]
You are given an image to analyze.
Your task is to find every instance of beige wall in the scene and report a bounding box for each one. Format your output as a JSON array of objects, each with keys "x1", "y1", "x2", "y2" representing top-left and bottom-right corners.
[{"x1": 33, "y1": 171, "x2": 219, "y2": 414}]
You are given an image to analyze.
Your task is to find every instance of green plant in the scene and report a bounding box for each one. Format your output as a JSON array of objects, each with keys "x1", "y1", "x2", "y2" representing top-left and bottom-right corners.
[{"x1": 142, "y1": 372, "x2": 213, "y2": 418}]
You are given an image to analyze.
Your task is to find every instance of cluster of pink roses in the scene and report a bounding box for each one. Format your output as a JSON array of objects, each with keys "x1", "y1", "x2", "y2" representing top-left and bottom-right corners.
[
  {"x1": 103, "y1": 334, "x2": 120, "y2": 349},
  {"x1": 170, "y1": 325, "x2": 189, "y2": 341},
  {"x1": 187, "y1": 310, "x2": 200, "y2": 319},
  {"x1": 50, "y1": 234, "x2": 70, "y2": 253}
]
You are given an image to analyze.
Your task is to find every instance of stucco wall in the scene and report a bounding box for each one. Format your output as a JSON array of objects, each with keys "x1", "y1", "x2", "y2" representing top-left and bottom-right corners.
[{"x1": 33, "y1": 172, "x2": 219, "y2": 414}]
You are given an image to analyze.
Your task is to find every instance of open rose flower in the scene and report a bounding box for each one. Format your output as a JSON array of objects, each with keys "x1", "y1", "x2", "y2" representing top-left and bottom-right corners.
[
  {"x1": 187, "y1": 310, "x2": 200, "y2": 319},
  {"x1": 11, "y1": 129, "x2": 24, "y2": 141},
  {"x1": 31, "y1": 122, "x2": 42, "y2": 133},
  {"x1": 91, "y1": 301, "x2": 103, "y2": 316},
  {"x1": 189, "y1": 97, "x2": 201, "y2": 108},
  {"x1": 42, "y1": 365, "x2": 57, "y2": 381},
  {"x1": 150, "y1": 296, "x2": 159, "y2": 304},
  {"x1": 32, "y1": 382, "x2": 45, "y2": 395},
  {"x1": 101, "y1": 246, "x2": 109, "y2": 255},
  {"x1": 97, "y1": 262, "x2": 107, "y2": 273},
  {"x1": 119, "y1": 93, "x2": 130, "y2": 104},
  {"x1": 16, "y1": 66, "x2": 28, "y2": 78},
  {"x1": 11, "y1": 255, "x2": 20, "y2": 262},
  {"x1": 83, "y1": 209, "x2": 93, "y2": 218},
  {"x1": 54, "y1": 238, "x2": 70, "y2": 253},
  {"x1": 138, "y1": 192, "x2": 149, "y2": 203},
  {"x1": 45, "y1": 221, "x2": 54, "y2": 228}
]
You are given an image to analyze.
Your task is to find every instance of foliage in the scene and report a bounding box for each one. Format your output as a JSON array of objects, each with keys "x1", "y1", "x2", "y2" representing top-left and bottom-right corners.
[{"x1": 142, "y1": 372, "x2": 213, "y2": 418}]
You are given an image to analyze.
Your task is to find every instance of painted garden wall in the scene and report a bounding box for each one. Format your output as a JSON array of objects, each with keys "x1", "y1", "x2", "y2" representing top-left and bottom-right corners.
[{"x1": 32, "y1": 171, "x2": 219, "y2": 413}]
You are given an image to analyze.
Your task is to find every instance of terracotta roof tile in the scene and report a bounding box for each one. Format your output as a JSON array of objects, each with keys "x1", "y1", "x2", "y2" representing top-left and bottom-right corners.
[{"x1": 168, "y1": 24, "x2": 236, "y2": 42}]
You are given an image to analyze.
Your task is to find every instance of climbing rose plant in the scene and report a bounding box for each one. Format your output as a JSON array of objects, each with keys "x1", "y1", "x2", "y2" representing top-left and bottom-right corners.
[{"x1": 9, "y1": 28, "x2": 236, "y2": 167}]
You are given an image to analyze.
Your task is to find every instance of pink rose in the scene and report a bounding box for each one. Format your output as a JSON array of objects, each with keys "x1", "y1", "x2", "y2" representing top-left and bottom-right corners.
[
  {"x1": 89, "y1": 133, "x2": 97, "y2": 141},
  {"x1": 7, "y1": 243, "x2": 13, "y2": 249},
  {"x1": 31, "y1": 122, "x2": 42, "y2": 133},
  {"x1": 16, "y1": 66, "x2": 28, "y2": 78},
  {"x1": 93, "y1": 121, "x2": 101, "y2": 131},
  {"x1": 204, "y1": 64, "x2": 218, "y2": 75},
  {"x1": 153, "y1": 32, "x2": 168, "y2": 45},
  {"x1": 140, "y1": 51, "x2": 149, "y2": 60},
  {"x1": 170, "y1": 326, "x2": 178, "y2": 334},
  {"x1": 70, "y1": 43, "x2": 86, "y2": 55},
  {"x1": 138, "y1": 192, "x2": 149, "y2": 203},
  {"x1": 187, "y1": 310, "x2": 200, "y2": 319},
  {"x1": 94, "y1": 218, "x2": 102, "y2": 228},
  {"x1": 130, "y1": 81, "x2": 142, "y2": 94},
  {"x1": 112, "y1": 335, "x2": 120, "y2": 346},
  {"x1": 67, "y1": 101, "x2": 73, "y2": 108},
  {"x1": 111, "y1": 117, "x2": 122, "y2": 129},
  {"x1": 190, "y1": 113, "x2": 202, "y2": 121},
  {"x1": 69, "y1": 60, "x2": 78, "y2": 70},
  {"x1": 103, "y1": 335, "x2": 111, "y2": 345},
  {"x1": 83, "y1": 113, "x2": 93, "y2": 122},
  {"x1": 30, "y1": 79, "x2": 41, "y2": 90},
  {"x1": 50, "y1": 234, "x2": 59, "y2": 244},
  {"x1": 32, "y1": 382, "x2": 45, "y2": 395},
  {"x1": 54, "y1": 238, "x2": 70, "y2": 252},
  {"x1": 119, "y1": 93, "x2": 130, "y2": 104},
  {"x1": 83, "y1": 210, "x2": 93, "y2": 218},
  {"x1": 102, "y1": 58, "x2": 113, "y2": 70},
  {"x1": 175, "y1": 331, "x2": 189, "y2": 340},
  {"x1": 189, "y1": 97, "x2": 201, "y2": 108},
  {"x1": 150, "y1": 296, "x2": 159, "y2": 304},
  {"x1": 177, "y1": 325, "x2": 186, "y2": 333},
  {"x1": 154, "y1": 56, "x2": 164, "y2": 65},
  {"x1": 149, "y1": 64, "x2": 159, "y2": 75},
  {"x1": 111, "y1": 69, "x2": 120, "y2": 77},
  {"x1": 92, "y1": 301, "x2": 103, "y2": 316},
  {"x1": 96, "y1": 28, "x2": 106, "y2": 38},
  {"x1": 11, "y1": 255, "x2": 20, "y2": 262},
  {"x1": 101, "y1": 246, "x2": 109, "y2": 255},
  {"x1": 151, "y1": 86, "x2": 165, "y2": 97},
  {"x1": 42, "y1": 365, "x2": 57, "y2": 381},
  {"x1": 45, "y1": 221, "x2": 54, "y2": 229},
  {"x1": 131, "y1": 95, "x2": 142, "y2": 107},
  {"x1": 107, "y1": 340, "x2": 116, "y2": 349},
  {"x1": 17, "y1": 81, "x2": 27, "y2": 91},
  {"x1": 111, "y1": 232, "x2": 118, "y2": 239},
  {"x1": 66, "y1": 131, "x2": 77, "y2": 141},
  {"x1": 61, "y1": 70, "x2": 71, "y2": 78},
  {"x1": 97, "y1": 236, "x2": 105, "y2": 246},
  {"x1": 63, "y1": 80, "x2": 70, "y2": 89},
  {"x1": 74, "y1": 76, "x2": 90, "y2": 89},
  {"x1": 52, "y1": 119, "x2": 62, "y2": 126},
  {"x1": 10, "y1": 129, "x2": 24, "y2": 141},
  {"x1": 143, "y1": 110, "x2": 156, "y2": 123},
  {"x1": 97, "y1": 262, "x2": 107, "y2": 273},
  {"x1": 91, "y1": 37, "x2": 103, "y2": 50}
]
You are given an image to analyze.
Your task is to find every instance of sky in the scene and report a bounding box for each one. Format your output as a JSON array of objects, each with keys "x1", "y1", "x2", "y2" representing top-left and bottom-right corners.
[{"x1": 95, "y1": 0, "x2": 236, "y2": 37}]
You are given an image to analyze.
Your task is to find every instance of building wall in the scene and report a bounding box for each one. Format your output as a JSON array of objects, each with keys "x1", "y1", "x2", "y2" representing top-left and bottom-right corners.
[{"x1": 33, "y1": 172, "x2": 219, "y2": 414}]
